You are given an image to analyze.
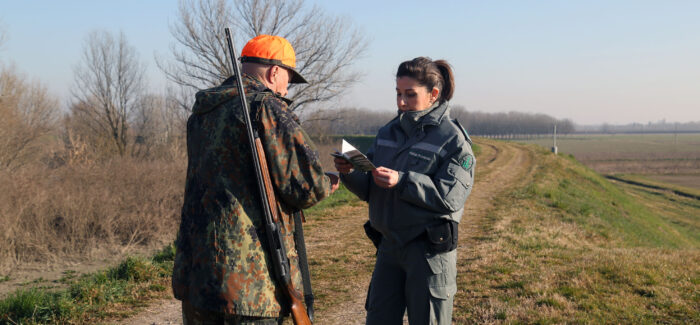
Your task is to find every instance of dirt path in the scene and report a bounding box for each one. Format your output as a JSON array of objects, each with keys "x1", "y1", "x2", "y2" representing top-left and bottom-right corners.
[{"x1": 118, "y1": 140, "x2": 534, "y2": 325}]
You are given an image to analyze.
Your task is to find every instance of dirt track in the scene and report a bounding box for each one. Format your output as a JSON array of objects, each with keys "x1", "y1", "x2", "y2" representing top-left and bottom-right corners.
[{"x1": 119, "y1": 140, "x2": 534, "y2": 325}]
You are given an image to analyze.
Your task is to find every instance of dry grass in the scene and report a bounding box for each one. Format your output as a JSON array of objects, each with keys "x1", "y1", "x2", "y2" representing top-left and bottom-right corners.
[
  {"x1": 453, "y1": 144, "x2": 700, "y2": 324},
  {"x1": 0, "y1": 157, "x2": 185, "y2": 274}
]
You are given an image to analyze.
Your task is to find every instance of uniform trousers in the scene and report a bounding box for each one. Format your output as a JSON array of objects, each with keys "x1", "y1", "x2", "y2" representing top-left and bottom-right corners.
[{"x1": 365, "y1": 238, "x2": 457, "y2": 325}]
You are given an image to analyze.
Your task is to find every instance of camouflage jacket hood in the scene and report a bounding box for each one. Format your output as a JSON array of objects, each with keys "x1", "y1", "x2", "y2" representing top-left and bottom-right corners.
[{"x1": 191, "y1": 76, "x2": 292, "y2": 115}]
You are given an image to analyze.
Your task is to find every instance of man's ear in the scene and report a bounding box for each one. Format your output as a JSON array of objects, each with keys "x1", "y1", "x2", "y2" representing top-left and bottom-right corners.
[
  {"x1": 267, "y1": 65, "x2": 281, "y2": 84},
  {"x1": 263, "y1": 65, "x2": 275, "y2": 85}
]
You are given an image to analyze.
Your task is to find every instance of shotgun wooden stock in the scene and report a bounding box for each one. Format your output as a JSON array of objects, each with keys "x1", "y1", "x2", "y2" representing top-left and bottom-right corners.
[
  {"x1": 288, "y1": 282, "x2": 312, "y2": 325},
  {"x1": 255, "y1": 139, "x2": 280, "y2": 223}
]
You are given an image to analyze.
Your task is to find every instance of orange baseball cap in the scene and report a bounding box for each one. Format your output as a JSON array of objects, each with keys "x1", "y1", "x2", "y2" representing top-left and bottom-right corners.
[{"x1": 240, "y1": 35, "x2": 308, "y2": 84}]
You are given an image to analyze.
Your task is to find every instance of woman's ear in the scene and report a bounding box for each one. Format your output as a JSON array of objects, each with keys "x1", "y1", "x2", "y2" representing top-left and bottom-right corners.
[{"x1": 431, "y1": 87, "x2": 440, "y2": 102}]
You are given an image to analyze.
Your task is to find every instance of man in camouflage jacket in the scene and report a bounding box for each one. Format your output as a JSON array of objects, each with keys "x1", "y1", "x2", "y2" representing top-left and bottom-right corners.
[{"x1": 173, "y1": 35, "x2": 338, "y2": 323}]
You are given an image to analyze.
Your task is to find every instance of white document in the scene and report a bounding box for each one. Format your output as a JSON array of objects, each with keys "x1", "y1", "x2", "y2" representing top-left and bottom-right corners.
[{"x1": 331, "y1": 139, "x2": 376, "y2": 172}]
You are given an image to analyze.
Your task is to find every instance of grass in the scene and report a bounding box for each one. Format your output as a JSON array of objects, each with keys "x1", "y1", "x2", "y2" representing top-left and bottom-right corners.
[
  {"x1": 453, "y1": 143, "x2": 700, "y2": 323},
  {"x1": 0, "y1": 184, "x2": 363, "y2": 324},
  {"x1": 2, "y1": 138, "x2": 697, "y2": 323},
  {"x1": 0, "y1": 157, "x2": 184, "y2": 273},
  {"x1": 303, "y1": 185, "x2": 374, "y2": 319},
  {"x1": 305, "y1": 184, "x2": 360, "y2": 214},
  {"x1": 535, "y1": 155, "x2": 699, "y2": 248},
  {"x1": 0, "y1": 245, "x2": 175, "y2": 324}
]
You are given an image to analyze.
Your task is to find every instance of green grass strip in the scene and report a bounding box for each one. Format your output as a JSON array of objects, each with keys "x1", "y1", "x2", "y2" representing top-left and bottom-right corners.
[{"x1": 0, "y1": 245, "x2": 175, "y2": 325}]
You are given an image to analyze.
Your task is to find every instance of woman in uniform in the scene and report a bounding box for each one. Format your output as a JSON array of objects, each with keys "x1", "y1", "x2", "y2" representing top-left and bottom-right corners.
[{"x1": 334, "y1": 57, "x2": 475, "y2": 324}]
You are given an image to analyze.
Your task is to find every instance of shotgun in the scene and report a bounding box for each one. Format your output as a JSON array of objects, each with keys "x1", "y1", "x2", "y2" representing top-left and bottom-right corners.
[{"x1": 223, "y1": 28, "x2": 312, "y2": 325}]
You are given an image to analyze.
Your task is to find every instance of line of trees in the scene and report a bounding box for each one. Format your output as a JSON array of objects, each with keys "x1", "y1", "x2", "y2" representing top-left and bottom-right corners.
[
  {"x1": 578, "y1": 121, "x2": 700, "y2": 134},
  {"x1": 302, "y1": 105, "x2": 575, "y2": 138},
  {"x1": 452, "y1": 106, "x2": 575, "y2": 138}
]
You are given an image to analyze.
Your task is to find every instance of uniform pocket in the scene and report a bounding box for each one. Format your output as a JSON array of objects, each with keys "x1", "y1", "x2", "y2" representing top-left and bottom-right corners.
[
  {"x1": 445, "y1": 163, "x2": 471, "y2": 210},
  {"x1": 429, "y1": 282, "x2": 457, "y2": 300},
  {"x1": 426, "y1": 250, "x2": 457, "y2": 300},
  {"x1": 425, "y1": 252, "x2": 446, "y2": 275},
  {"x1": 425, "y1": 221, "x2": 458, "y2": 254}
]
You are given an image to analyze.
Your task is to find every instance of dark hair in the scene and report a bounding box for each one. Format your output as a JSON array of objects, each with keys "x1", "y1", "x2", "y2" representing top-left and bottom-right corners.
[{"x1": 396, "y1": 57, "x2": 454, "y2": 103}]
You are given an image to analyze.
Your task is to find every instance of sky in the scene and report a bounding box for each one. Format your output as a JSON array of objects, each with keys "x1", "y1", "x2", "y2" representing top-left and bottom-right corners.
[{"x1": 1, "y1": 0, "x2": 699, "y2": 125}]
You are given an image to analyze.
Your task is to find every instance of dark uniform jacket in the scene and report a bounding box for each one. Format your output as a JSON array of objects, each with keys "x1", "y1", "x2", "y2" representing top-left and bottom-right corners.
[
  {"x1": 173, "y1": 74, "x2": 331, "y2": 317},
  {"x1": 341, "y1": 101, "x2": 475, "y2": 247}
]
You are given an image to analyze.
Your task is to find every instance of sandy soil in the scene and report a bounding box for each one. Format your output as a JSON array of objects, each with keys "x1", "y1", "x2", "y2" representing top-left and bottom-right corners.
[{"x1": 116, "y1": 139, "x2": 535, "y2": 325}]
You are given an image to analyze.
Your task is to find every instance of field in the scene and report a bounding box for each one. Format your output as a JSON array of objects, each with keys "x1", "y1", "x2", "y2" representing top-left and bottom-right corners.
[
  {"x1": 450, "y1": 142, "x2": 699, "y2": 323},
  {"x1": 1, "y1": 138, "x2": 699, "y2": 324},
  {"x1": 513, "y1": 133, "x2": 700, "y2": 190}
]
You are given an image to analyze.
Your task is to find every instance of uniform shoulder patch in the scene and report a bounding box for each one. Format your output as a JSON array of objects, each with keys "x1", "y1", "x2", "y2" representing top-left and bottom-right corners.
[{"x1": 460, "y1": 154, "x2": 475, "y2": 171}]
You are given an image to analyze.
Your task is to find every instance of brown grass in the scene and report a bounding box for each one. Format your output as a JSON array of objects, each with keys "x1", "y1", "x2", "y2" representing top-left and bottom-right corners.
[
  {"x1": 0, "y1": 157, "x2": 185, "y2": 274},
  {"x1": 452, "y1": 143, "x2": 700, "y2": 324}
]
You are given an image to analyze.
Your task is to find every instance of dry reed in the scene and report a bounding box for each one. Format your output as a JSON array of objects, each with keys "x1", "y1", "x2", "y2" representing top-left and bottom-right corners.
[{"x1": 0, "y1": 157, "x2": 185, "y2": 273}]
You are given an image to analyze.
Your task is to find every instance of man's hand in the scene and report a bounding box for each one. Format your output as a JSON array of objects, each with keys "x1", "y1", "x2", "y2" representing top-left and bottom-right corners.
[
  {"x1": 327, "y1": 172, "x2": 340, "y2": 193},
  {"x1": 372, "y1": 166, "x2": 399, "y2": 188},
  {"x1": 334, "y1": 157, "x2": 353, "y2": 174}
]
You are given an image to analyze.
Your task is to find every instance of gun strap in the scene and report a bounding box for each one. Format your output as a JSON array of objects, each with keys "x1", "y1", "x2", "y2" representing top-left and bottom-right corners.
[
  {"x1": 250, "y1": 92, "x2": 268, "y2": 128},
  {"x1": 293, "y1": 210, "x2": 314, "y2": 321}
]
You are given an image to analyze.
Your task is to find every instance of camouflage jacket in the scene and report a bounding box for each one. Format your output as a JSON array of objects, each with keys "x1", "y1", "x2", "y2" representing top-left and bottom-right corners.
[{"x1": 173, "y1": 74, "x2": 332, "y2": 317}]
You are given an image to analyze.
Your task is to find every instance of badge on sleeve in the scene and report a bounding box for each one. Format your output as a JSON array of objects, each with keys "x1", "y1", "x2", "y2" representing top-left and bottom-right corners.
[{"x1": 460, "y1": 154, "x2": 474, "y2": 171}]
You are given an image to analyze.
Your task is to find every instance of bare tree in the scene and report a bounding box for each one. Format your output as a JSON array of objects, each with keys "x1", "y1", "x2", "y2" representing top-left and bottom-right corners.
[
  {"x1": 0, "y1": 65, "x2": 58, "y2": 169},
  {"x1": 71, "y1": 30, "x2": 145, "y2": 156},
  {"x1": 158, "y1": 0, "x2": 368, "y2": 112}
]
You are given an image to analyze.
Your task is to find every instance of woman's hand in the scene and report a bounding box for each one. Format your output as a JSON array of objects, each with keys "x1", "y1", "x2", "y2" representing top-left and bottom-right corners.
[
  {"x1": 334, "y1": 157, "x2": 354, "y2": 174},
  {"x1": 372, "y1": 166, "x2": 400, "y2": 188}
]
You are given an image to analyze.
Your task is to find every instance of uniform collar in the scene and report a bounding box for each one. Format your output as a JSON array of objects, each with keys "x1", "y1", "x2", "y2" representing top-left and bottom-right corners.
[{"x1": 412, "y1": 101, "x2": 450, "y2": 128}]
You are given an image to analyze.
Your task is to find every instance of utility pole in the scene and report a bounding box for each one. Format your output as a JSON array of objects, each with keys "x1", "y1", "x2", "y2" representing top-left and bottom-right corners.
[
  {"x1": 674, "y1": 122, "x2": 678, "y2": 148},
  {"x1": 551, "y1": 124, "x2": 558, "y2": 154}
]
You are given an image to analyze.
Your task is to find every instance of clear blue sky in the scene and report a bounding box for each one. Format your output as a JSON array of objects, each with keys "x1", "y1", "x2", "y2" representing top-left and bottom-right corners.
[{"x1": 2, "y1": 0, "x2": 699, "y2": 125}]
